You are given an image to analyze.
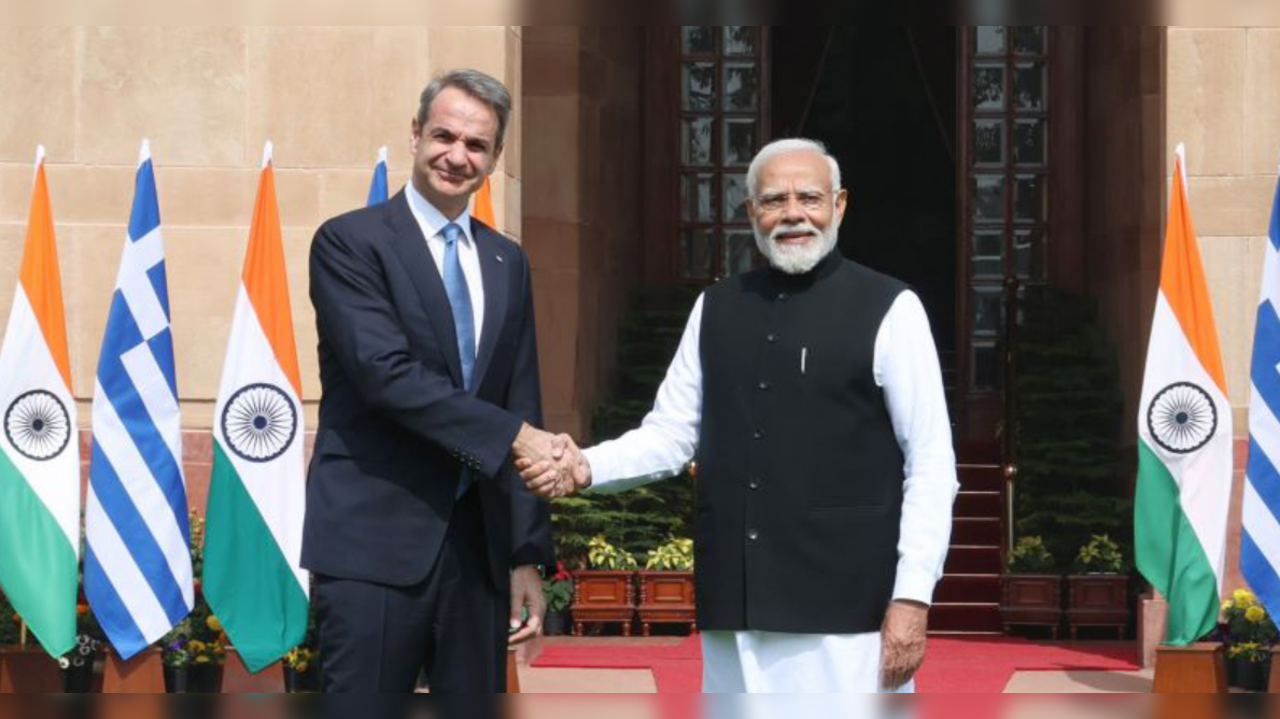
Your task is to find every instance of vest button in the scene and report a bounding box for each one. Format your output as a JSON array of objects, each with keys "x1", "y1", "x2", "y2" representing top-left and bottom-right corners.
[
  {"x1": 747, "y1": 530, "x2": 760, "y2": 541},
  {"x1": 753, "y1": 430, "x2": 765, "y2": 440},
  {"x1": 758, "y1": 382, "x2": 771, "y2": 391},
  {"x1": 748, "y1": 478, "x2": 762, "y2": 491},
  {"x1": 777, "y1": 292, "x2": 790, "y2": 302},
  {"x1": 767, "y1": 334, "x2": 779, "y2": 344}
]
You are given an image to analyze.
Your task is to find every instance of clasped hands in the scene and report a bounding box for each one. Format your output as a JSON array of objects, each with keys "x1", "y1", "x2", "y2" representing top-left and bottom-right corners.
[{"x1": 511, "y1": 424, "x2": 592, "y2": 499}]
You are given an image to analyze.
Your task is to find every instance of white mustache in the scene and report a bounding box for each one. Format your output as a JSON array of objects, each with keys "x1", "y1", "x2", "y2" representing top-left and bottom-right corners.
[{"x1": 769, "y1": 223, "x2": 820, "y2": 243}]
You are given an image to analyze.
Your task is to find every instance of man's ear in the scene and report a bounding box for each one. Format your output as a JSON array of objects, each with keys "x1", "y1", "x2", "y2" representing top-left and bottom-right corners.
[
  {"x1": 410, "y1": 119, "x2": 423, "y2": 152},
  {"x1": 834, "y1": 188, "x2": 850, "y2": 226}
]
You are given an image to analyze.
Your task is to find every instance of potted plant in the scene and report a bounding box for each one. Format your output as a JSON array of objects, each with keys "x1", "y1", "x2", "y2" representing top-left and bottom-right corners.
[
  {"x1": 1222, "y1": 589, "x2": 1278, "y2": 691},
  {"x1": 1066, "y1": 535, "x2": 1131, "y2": 639},
  {"x1": 542, "y1": 563, "x2": 575, "y2": 637},
  {"x1": 282, "y1": 606, "x2": 321, "y2": 693},
  {"x1": 1001, "y1": 537, "x2": 1063, "y2": 638},
  {"x1": 637, "y1": 538, "x2": 696, "y2": 637},
  {"x1": 59, "y1": 603, "x2": 104, "y2": 693},
  {"x1": 571, "y1": 536, "x2": 638, "y2": 637}
]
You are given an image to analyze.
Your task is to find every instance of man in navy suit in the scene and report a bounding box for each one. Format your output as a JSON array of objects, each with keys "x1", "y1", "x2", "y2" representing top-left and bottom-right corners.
[{"x1": 303, "y1": 69, "x2": 577, "y2": 693}]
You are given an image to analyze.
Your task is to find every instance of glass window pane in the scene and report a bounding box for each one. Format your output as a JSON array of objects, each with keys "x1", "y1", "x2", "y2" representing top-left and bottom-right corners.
[
  {"x1": 973, "y1": 231, "x2": 1004, "y2": 279},
  {"x1": 973, "y1": 64, "x2": 1006, "y2": 112},
  {"x1": 1015, "y1": 229, "x2": 1048, "y2": 281},
  {"x1": 972, "y1": 341, "x2": 1002, "y2": 391},
  {"x1": 681, "y1": 229, "x2": 715, "y2": 280},
  {"x1": 724, "y1": 119, "x2": 757, "y2": 167},
  {"x1": 724, "y1": 27, "x2": 758, "y2": 56},
  {"x1": 1014, "y1": 174, "x2": 1047, "y2": 223},
  {"x1": 682, "y1": 27, "x2": 717, "y2": 55},
  {"x1": 682, "y1": 117, "x2": 714, "y2": 166},
  {"x1": 1014, "y1": 119, "x2": 1047, "y2": 166},
  {"x1": 681, "y1": 173, "x2": 716, "y2": 223},
  {"x1": 683, "y1": 62, "x2": 717, "y2": 111},
  {"x1": 973, "y1": 119, "x2": 1005, "y2": 168},
  {"x1": 723, "y1": 173, "x2": 750, "y2": 222},
  {"x1": 724, "y1": 230, "x2": 758, "y2": 276},
  {"x1": 973, "y1": 27, "x2": 1006, "y2": 55},
  {"x1": 1014, "y1": 62, "x2": 1047, "y2": 111},
  {"x1": 1012, "y1": 26, "x2": 1046, "y2": 55},
  {"x1": 973, "y1": 287, "x2": 1004, "y2": 337},
  {"x1": 724, "y1": 62, "x2": 759, "y2": 112},
  {"x1": 973, "y1": 175, "x2": 1006, "y2": 222}
]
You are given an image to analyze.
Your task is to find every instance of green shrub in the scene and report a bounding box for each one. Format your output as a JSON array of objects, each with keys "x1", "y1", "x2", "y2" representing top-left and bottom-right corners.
[{"x1": 1007, "y1": 536, "x2": 1056, "y2": 574}]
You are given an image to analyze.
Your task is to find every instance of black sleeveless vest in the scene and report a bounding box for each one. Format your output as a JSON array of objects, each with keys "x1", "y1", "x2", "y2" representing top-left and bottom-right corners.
[{"x1": 695, "y1": 253, "x2": 908, "y2": 634}]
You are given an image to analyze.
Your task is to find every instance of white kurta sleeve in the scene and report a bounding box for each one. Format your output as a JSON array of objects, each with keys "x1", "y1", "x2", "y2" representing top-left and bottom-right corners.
[
  {"x1": 582, "y1": 295, "x2": 705, "y2": 494},
  {"x1": 874, "y1": 291, "x2": 960, "y2": 606}
]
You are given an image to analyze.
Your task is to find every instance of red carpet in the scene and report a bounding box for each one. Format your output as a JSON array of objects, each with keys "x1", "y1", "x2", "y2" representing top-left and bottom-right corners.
[{"x1": 533, "y1": 635, "x2": 1141, "y2": 694}]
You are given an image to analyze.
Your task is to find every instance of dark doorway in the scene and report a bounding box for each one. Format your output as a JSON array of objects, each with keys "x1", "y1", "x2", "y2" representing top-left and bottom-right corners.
[{"x1": 772, "y1": 27, "x2": 958, "y2": 360}]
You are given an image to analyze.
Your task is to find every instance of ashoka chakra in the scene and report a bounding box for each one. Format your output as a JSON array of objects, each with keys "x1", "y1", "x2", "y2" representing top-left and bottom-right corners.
[
  {"x1": 5, "y1": 390, "x2": 72, "y2": 462},
  {"x1": 1147, "y1": 382, "x2": 1218, "y2": 455},
  {"x1": 221, "y1": 383, "x2": 298, "y2": 464}
]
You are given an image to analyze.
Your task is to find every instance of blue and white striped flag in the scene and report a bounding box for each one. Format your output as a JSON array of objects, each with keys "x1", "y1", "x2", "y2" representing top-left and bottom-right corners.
[
  {"x1": 367, "y1": 146, "x2": 388, "y2": 206},
  {"x1": 85, "y1": 140, "x2": 194, "y2": 659},
  {"x1": 1243, "y1": 167, "x2": 1280, "y2": 617}
]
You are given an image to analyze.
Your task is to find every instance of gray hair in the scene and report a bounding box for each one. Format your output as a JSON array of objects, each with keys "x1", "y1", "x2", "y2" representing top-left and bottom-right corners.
[
  {"x1": 746, "y1": 138, "x2": 843, "y2": 199},
  {"x1": 417, "y1": 69, "x2": 513, "y2": 151}
]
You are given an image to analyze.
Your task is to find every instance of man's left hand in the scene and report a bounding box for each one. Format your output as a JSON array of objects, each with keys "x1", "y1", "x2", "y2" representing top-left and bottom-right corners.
[
  {"x1": 880, "y1": 600, "x2": 929, "y2": 691},
  {"x1": 509, "y1": 565, "x2": 546, "y2": 646}
]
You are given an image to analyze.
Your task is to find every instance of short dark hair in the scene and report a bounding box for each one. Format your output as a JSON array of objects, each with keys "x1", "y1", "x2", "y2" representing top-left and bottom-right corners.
[{"x1": 416, "y1": 69, "x2": 512, "y2": 151}]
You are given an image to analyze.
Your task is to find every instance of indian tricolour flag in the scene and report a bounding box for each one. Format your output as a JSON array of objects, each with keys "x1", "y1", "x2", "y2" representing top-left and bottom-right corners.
[
  {"x1": 204, "y1": 142, "x2": 308, "y2": 673},
  {"x1": 1136, "y1": 145, "x2": 1233, "y2": 646},
  {"x1": 0, "y1": 147, "x2": 80, "y2": 657}
]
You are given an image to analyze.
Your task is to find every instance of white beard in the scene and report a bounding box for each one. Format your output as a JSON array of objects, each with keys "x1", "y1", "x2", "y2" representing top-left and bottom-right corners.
[{"x1": 754, "y1": 221, "x2": 840, "y2": 275}]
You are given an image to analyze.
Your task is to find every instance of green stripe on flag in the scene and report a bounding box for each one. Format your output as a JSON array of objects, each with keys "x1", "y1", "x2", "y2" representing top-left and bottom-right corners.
[
  {"x1": 1135, "y1": 440, "x2": 1220, "y2": 646},
  {"x1": 0, "y1": 450, "x2": 77, "y2": 658},
  {"x1": 203, "y1": 442, "x2": 308, "y2": 673}
]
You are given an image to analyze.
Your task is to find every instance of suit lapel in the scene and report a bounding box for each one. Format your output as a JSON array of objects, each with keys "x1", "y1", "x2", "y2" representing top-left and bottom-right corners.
[
  {"x1": 471, "y1": 220, "x2": 508, "y2": 393},
  {"x1": 385, "y1": 191, "x2": 464, "y2": 388}
]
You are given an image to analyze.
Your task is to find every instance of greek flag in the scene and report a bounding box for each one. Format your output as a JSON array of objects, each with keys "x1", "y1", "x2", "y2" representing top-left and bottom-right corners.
[
  {"x1": 85, "y1": 140, "x2": 194, "y2": 659},
  {"x1": 1244, "y1": 168, "x2": 1280, "y2": 619},
  {"x1": 367, "y1": 146, "x2": 389, "y2": 206}
]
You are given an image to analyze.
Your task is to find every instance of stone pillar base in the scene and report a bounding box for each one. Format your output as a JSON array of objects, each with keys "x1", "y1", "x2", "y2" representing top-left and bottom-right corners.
[{"x1": 1138, "y1": 592, "x2": 1168, "y2": 669}]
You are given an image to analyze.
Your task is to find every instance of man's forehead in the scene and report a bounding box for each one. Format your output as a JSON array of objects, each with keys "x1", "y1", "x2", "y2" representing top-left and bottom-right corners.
[
  {"x1": 758, "y1": 151, "x2": 829, "y2": 181},
  {"x1": 424, "y1": 92, "x2": 499, "y2": 140}
]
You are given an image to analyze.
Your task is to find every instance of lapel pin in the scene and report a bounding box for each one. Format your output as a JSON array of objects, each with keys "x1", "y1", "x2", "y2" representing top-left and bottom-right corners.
[{"x1": 496, "y1": 255, "x2": 505, "y2": 264}]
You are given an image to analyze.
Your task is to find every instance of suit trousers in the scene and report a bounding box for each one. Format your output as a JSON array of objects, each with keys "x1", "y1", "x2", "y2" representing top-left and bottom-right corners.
[{"x1": 315, "y1": 486, "x2": 509, "y2": 694}]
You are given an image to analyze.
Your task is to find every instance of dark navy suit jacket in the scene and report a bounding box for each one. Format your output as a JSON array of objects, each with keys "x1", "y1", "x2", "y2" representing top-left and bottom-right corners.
[{"x1": 301, "y1": 190, "x2": 553, "y2": 589}]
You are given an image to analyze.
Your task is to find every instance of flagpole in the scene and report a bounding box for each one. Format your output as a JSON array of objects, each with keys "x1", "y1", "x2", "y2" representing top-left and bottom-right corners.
[{"x1": 19, "y1": 620, "x2": 26, "y2": 648}]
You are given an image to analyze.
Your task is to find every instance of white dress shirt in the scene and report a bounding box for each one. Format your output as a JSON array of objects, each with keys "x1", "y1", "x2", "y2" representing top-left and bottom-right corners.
[
  {"x1": 405, "y1": 182, "x2": 485, "y2": 353},
  {"x1": 583, "y1": 288, "x2": 960, "y2": 693}
]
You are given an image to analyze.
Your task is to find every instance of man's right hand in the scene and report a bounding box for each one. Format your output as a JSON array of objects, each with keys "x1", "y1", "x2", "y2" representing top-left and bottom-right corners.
[{"x1": 514, "y1": 432, "x2": 591, "y2": 500}]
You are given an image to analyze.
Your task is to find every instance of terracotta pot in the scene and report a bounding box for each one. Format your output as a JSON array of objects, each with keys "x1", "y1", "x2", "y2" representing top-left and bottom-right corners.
[{"x1": 0, "y1": 646, "x2": 63, "y2": 693}]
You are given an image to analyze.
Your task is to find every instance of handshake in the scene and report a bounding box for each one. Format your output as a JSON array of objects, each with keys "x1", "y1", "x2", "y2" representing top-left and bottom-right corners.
[{"x1": 511, "y1": 424, "x2": 593, "y2": 500}]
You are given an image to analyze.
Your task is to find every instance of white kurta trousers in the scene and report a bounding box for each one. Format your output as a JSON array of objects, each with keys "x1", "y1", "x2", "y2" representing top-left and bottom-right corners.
[{"x1": 701, "y1": 631, "x2": 916, "y2": 694}]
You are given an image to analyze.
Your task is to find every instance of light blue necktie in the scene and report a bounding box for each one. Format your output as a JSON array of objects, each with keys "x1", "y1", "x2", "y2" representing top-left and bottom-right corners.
[{"x1": 442, "y1": 222, "x2": 477, "y2": 497}]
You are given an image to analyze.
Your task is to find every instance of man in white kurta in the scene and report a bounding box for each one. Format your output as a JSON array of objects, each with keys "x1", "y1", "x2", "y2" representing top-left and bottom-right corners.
[{"x1": 523, "y1": 139, "x2": 958, "y2": 693}]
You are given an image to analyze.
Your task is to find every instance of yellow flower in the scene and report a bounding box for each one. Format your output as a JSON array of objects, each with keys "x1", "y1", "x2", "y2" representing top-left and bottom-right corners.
[
  {"x1": 189, "y1": 640, "x2": 206, "y2": 654},
  {"x1": 1235, "y1": 589, "x2": 1256, "y2": 607},
  {"x1": 1247, "y1": 606, "x2": 1267, "y2": 624},
  {"x1": 206, "y1": 616, "x2": 222, "y2": 633},
  {"x1": 1223, "y1": 600, "x2": 1234, "y2": 613},
  {"x1": 295, "y1": 662, "x2": 309, "y2": 673},
  {"x1": 195, "y1": 655, "x2": 210, "y2": 665}
]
